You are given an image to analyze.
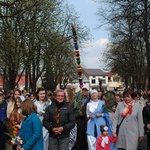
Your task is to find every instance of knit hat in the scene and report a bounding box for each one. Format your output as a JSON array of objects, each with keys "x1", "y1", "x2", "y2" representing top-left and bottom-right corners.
[{"x1": 90, "y1": 89, "x2": 98, "y2": 96}]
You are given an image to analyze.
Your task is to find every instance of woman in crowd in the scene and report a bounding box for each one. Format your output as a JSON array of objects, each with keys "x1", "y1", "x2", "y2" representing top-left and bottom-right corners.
[
  {"x1": 143, "y1": 98, "x2": 150, "y2": 150},
  {"x1": 17, "y1": 99, "x2": 43, "y2": 150},
  {"x1": 64, "y1": 88, "x2": 77, "y2": 150},
  {"x1": 7, "y1": 97, "x2": 16, "y2": 119},
  {"x1": 34, "y1": 87, "x2": 51, "y2": 150},
  {"x1": 64, "y1": 88, "x2": 74, "y2": 105},
  {"x1": 9, "y1": 96, "x2": 24, "y2": 150},
  {"x1": 98, "y1": 91, "x2": 118, "y2": 150},
  {"x1": 112, "y1": 89, "x2": 144, "y2": 150},
  {"x1": 29, "y1": 92, "x2": 36, "y2": 103},
  {"x1": 7, "y1": 89, "x2": 21, "y2": 118},
  {"x1": 133, "y1": 91, "x2": 144, "y2": 108},
  {"x1": 13, "y1": 89, "x2": 21, "y2": 100},
  {"x1": 86, "y1": 89, "x2": 108, "y2": 150}
]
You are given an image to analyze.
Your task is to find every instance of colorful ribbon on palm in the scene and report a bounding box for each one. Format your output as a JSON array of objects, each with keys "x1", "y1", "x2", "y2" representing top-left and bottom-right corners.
[{"x1": 72, "y1": 25, "x2": 83, "y2": 88}]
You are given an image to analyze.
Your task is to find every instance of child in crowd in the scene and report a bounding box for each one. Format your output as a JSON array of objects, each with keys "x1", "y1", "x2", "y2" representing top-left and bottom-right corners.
[{"x1": 96, "y1": 125, "x2": 117, "y2": 150}]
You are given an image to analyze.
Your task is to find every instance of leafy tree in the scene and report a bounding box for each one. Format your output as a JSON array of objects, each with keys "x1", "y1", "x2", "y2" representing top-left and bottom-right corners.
[
  {"x1": 95, "y1": 0, "x2": 150, "y2": 90},
  {"x1": 0, "y1": 0, "x2": 90, "y2": 92}
]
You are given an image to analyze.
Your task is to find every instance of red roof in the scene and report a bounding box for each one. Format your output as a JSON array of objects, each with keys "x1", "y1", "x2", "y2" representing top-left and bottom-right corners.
[
  {"x1": 106, "y1": 72, "x2": 113, "y2": 77},
  {"x1": 0, "y1": 75, "x2": 26, "y2": 86},
  {"x1": 83, "y1": 68, "x2": 106, "y2": 76}
]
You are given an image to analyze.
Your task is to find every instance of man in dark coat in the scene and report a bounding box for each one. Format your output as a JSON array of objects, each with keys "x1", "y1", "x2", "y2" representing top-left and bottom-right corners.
[
  {"x1": 72, "y1": 88, "x2": 89, "y2": 150},
  {"x1": 43, "y1": 89, "x2": 76, "y2": 150}
]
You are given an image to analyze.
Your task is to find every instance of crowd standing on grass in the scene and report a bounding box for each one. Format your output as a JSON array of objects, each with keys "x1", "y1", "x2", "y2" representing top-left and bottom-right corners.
[{"x1": 0, "y1": 87, "x2": 150, "y2": 150}]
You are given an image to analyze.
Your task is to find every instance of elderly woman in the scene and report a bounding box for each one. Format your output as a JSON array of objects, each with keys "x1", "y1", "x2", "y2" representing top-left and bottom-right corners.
[
  {"x1": 112, "y1": 89, "x2": 144, "y2": 150},
  {"x1": 86, "y1": 89, "x2": 107, "y2": 150}
]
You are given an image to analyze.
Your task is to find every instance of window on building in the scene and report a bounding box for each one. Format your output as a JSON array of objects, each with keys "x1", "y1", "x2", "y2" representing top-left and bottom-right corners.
[
  {"x1": 91, "y1": 79, "x2": 95, "y2": 84},
  {"x1": 93, "y1": 76, "x2": 95, "y2": 78},
  {"x1": 113, "y1": 77, "x2": 119, "y2": 82},
  {"x1": 101, "y1": 79, "x2": 106, "y2": 84}
]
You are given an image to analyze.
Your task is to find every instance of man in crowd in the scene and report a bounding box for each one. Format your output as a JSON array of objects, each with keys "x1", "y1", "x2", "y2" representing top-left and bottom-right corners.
[
  {"x1": 43, "y1": 90, "x2": 75, "y2": 150},
  {"x1": 72, "y1": 88, "x2": 89, "y2": 150}
]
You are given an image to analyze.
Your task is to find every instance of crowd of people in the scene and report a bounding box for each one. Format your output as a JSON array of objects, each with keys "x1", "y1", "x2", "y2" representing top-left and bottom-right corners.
[{"x1": 0, "y1": 87, "x2": 150, "y2": 150}]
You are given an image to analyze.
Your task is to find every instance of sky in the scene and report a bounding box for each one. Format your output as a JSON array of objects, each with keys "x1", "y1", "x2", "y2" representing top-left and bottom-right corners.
[{"x1": 66, "y1": 0, "x2": 110, "y2": 69}]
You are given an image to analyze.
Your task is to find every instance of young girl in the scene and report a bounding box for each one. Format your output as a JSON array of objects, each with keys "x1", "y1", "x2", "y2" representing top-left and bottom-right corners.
[
  {"x1": 96, "y1": 125, "x2": 117, "y2": 150},
  {"x1": 34, "y1": 87, "x2": 51, "y2": 150},
  {"x1": 7, "y1": 89, "x2": 21, "y2": 118}
]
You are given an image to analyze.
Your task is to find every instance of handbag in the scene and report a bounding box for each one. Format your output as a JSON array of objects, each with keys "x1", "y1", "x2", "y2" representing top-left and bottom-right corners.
[{"x1": 116, "y1": 116, "x2": 126, "y2": 135}]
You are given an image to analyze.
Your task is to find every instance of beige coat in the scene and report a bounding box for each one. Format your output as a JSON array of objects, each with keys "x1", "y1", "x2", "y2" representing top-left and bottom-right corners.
[
  {"x1": 6, "y1": 101, "x2": 15, "y2": 118},
  {"x1": 112, "y1": 101, "x2": 144, "y2": 150}
]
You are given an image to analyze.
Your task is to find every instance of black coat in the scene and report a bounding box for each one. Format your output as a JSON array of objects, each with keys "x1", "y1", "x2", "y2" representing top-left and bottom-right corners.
[
  {"x1": 0, "y1": 100, "x2": 7, "y2": 116},
  {"x1": 43, "y1": 100, "x2": 76, "y2": 139},
  {"x1": 143, "y1": 104, "x2": 150, "y2": 133},
  {"x1": 0, "y1": 108, "x2": 7, "y2": 150}
]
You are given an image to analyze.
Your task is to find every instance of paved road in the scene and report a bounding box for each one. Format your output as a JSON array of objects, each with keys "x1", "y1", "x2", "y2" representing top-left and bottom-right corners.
[{"x1": 140, "y1": 134, "x2": 148, "y2": 150}]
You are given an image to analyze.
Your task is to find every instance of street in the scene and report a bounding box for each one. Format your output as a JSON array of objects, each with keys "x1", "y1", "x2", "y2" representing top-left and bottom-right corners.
[{"x1": 140, "y1": 134, "x2": 147, "y2": 150}]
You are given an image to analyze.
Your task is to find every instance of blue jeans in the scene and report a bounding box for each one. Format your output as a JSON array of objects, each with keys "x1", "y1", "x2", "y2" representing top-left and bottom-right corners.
[{"x1": 49, "y1": 137, "x2": 69, "y2": 150}]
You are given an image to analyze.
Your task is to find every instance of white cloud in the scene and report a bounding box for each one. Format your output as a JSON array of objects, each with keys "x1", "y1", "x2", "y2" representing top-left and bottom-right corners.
[{"x1": 80, "y1": 38, "x2": 110, "y2": 69}]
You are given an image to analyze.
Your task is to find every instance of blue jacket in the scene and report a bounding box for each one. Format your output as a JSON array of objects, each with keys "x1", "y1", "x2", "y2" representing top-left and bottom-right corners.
[{"x1": 19, "y1": 113, "x2": 43, "y2": 150}]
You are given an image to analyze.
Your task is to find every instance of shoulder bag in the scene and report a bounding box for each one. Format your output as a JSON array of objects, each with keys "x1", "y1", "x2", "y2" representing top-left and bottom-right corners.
[{"x1": 116, "y1": 116, "x2": 126, "y2": 135}]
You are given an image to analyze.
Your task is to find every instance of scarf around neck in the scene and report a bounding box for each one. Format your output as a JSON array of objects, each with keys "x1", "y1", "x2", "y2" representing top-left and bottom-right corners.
[
  {"x1": 101, "y1": 136, "x2": 108, "y2": 147},
  {"x1": 121, "y1": 100, "x2": 134, "y2": 117}
]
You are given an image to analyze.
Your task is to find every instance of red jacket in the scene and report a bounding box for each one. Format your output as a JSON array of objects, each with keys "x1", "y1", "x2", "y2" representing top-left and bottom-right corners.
[{"x1": 96, "y1": 135, "x2": 117, "y2": 150}]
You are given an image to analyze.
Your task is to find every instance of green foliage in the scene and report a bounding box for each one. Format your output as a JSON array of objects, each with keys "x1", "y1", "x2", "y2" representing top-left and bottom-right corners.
[
  {"x1": 96, "y1": 0, "x2": 149, "y2": 90},
  {"x1": 0, "y1": 0, "x2": 90, "y2": 92},
  {"x1": 3, "y1": 120, "x2": 14, "y2": 142},
  {"x1": 102, "y1": 91, "x2": 116, "y2": 112},
  {"x1": 72, "y1": 91, "x2": 82, "y2": 117}
]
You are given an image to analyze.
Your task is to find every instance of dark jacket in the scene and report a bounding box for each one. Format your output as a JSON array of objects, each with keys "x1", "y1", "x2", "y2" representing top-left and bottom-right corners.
[
  {"x1": 43, "y1": 100, "x2": 76, "y2": 139},
  {"x1": 143, "y1": 104, "x2": 150, "y2": 133},
  {"x1": 0, "y1": 100, "x2": 7, "y2": 117},
  {"x1": 0, "y1": 108, "x2": 7, "y2": 150}
]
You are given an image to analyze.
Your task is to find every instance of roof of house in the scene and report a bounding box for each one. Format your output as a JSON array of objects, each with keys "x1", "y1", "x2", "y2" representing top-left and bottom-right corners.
[
  {"x1": 72, "y1": 74, "x2": 89, "y2": 83},
  {"x1": 106, "y1": 72, "x2": 113, "y2": 77},
  {"x1": 83, "y1": 68, "x2": 107, "y2": 76}
]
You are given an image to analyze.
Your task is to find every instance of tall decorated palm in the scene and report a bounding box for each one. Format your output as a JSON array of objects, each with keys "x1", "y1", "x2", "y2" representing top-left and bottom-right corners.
[{"x1": 71, "y1": 25, "x2": 86, "y2": 117}]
